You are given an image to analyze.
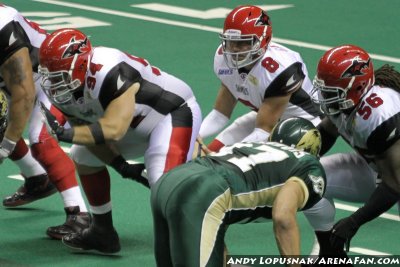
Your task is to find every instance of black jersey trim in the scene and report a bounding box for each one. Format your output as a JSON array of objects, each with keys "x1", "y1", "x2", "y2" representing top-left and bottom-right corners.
[
  {"x1": 135, "y1": 80, "x2": 186, "y2": 115},
  {"x1": 98, "y1": 62, "x2": 142, "y2": 109},
  {"x1": 0, "y1": 21, "x2": 31, "y2": 66},
  {"x1": 289, "y1": 87, "x2": 324, "y2": 118},
  {"x1": 366, "y1": 112, "x2": 400, "y2": 155},
  {"x1": 264, "y1": 62, "x2": 305, "y2": 99}
]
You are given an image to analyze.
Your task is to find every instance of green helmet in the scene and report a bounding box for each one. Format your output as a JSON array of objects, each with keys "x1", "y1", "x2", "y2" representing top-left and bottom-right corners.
[{"x1": 269, "y1": 117, "x2": 321, "y2": 156}]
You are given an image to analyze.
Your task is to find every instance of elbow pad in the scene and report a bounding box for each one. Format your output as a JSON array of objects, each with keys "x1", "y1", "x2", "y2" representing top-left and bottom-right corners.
[{"x1": 199, "y1": 109, "x2": 229, "y2": 138}]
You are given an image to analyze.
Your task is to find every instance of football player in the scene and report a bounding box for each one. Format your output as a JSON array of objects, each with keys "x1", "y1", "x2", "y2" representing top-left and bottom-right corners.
[
  {"x1": 152, "y1": 117, "x2": 325, "y2": 267},
  {"x1": 0, "y1": 5, "x2": 89, "y2": 239},
  {"x1": 198, "y1": 5, "x2": 322, "y2": 152},
  {"x1": 197, "y1": 5, "x2": 333, "y2": 256},
  {"x1": 39, "y1": 28, "x2": 202, "y2": 253},
  {"x1": 309, "y1": 45, "x2": 400, "y2": 251}
]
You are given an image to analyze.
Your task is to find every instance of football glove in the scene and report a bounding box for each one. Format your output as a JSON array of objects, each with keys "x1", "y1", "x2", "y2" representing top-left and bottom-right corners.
[
  {"x1": 330, "y1": 216, "x2": 360, "y2": 252},
  {"x1": 40, "y1": 102, "x2": 74, "y2": 143},
  {"x1": 110, "y1": 156, "x2": 149, "y2": 188}
]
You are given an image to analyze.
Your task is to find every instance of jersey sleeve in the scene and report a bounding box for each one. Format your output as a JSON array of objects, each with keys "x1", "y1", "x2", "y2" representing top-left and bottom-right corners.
[
  {"x1": 264, "y1": 62, "x2": 305, "y2": 99},
  {"x1": 289, "y1": 156, "x2": 326, "y2": 210},
  {"x1": 98, "y1": 62, "x2": 142, "y2": 109},
  {"x1": 0, "y1": 21, "x2": 30, "y2": 66},
  {"x1": 366, "y1": 112, "x2": 400, "y2": 155}
]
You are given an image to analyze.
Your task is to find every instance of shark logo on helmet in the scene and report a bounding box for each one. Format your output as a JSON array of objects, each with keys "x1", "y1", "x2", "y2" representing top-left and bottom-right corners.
[
  {"x1": 341, "y1": 57, "x2": 371, "y2": 78},
  {"x1": 62, "y1": 37, "x2": 89, "y2": 59}
]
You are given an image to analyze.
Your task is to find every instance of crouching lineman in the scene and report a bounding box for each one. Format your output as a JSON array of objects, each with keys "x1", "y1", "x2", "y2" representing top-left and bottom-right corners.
[
  {"x1": 151, "y1": 117, "x2": 326, "y2": 267},
  {"x1": 39, "y1": 28, "x2": 202, "y2": 253},
  {"x1": 0, "y1": 4, "x2": 89, "y2": 239}
]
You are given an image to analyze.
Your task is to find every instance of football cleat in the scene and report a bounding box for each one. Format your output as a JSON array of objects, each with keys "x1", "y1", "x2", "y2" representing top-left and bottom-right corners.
[
  {"x1": 3, "y1": 174, "x2": 57, "y2": 207},
  {"x1": 46, "y1": 206, "x2": 90, "y2": 240},
  {"x1": 62, "y1": 225, "x2": 121, "y2": 254}
]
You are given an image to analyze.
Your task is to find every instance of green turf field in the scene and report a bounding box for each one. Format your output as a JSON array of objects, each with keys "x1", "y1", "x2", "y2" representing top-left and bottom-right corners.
[{"x1": 0, "y1": 0, "x2": 399, "y2": 266}]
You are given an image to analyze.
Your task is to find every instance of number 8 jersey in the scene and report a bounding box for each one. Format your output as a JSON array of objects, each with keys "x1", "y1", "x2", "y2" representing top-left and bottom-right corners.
[{"x1": 213, "y1": 42, "x2": 321, "y2": 121}]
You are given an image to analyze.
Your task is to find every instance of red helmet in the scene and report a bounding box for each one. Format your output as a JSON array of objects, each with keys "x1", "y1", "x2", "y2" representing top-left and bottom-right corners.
[
  {"x1": 219, "y1": 5, "x2": 272, "y2": 69},
  {"x1": 311, "y1": 45, "x2": 374, "y2": 115},
  {"x1": 39, "y1": 28, "x2": 92, "y2": 104}
]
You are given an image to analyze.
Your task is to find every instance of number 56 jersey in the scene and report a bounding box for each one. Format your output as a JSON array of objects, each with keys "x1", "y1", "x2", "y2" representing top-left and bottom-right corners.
[{"x1": 329, "y1": 85, "x2": 400, "y2": 159}]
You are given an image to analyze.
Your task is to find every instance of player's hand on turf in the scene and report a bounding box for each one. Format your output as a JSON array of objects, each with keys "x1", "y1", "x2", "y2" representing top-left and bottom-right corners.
[{"x1": 330, "y1": 216, "x2": 360, "y2": 252}]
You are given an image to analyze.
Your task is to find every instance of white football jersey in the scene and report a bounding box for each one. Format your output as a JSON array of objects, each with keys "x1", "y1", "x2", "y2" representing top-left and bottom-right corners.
[
  {"x1": 214, "y1": 42, "x2": 321, "y2": 121},
  {"x1": 55, "y1": 47, "x2": 195, "y2": 136},
  {"x1": 0, "y1": 5, "x2": 46, "y2": 71},
  {"x1": 329, "y1": 85, "x2": 400, "y2": 158}
]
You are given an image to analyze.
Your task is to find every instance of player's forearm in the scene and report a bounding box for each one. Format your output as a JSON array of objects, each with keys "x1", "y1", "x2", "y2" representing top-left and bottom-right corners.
[
  {"x1": 5, "y1": 96, "x2": 33, "y2": 141},
  {"x1": 351, "y1": 182, "x2": 399, "y2": 226},
  {"x1": 199, "y1": 109, "x2": 229, "y2": 138},
  {"x1": 1, "y1": 49, "x2": 35, "y2": 141},
  {"x1": 273, "y1": 215, "x2": 301, "y2": 257}
]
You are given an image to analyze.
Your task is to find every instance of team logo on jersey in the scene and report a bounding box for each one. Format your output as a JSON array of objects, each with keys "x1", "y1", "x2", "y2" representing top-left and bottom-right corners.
[
  {"x1": 308, "y1": 174, "x2": 325, "y2": 197},
  {"x1": 341, "y1": 57, "x2": 371, "y2": 78},
  {"x1": 235, "y1": 84, "x2": 249, "y2": 95},
  {"x1": 239, "y1": 72, "x2": 247, "y2": 80},
  {"x1": 255, "y1": 10, "x2": 270, "y2": 26},
  {"x1": 248, "y1": 74, "x2": 258, "y2": 86},
  {"x1": 62, "y1": 37, "x2": 89, "y2": 59}
]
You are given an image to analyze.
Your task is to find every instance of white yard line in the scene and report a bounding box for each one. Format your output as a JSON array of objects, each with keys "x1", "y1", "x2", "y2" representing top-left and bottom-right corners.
[{"x1": 33, "y1": 0, "x2": 400, "y2": 63}]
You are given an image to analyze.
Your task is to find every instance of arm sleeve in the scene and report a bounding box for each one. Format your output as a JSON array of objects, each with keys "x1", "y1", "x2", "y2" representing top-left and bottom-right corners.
[
  {"x1": 241, "y1": 127, "x2": 270, "y2": 143},
  {"x1": 199, "y1": 109, "x2": 229, "y2": 138}
]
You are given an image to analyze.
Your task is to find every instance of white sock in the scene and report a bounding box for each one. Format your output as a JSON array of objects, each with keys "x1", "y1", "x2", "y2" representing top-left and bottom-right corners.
[
  {"x1": 14, "y1": 151, "x2": 46, "y2": 178},
  {"x1": 60, "y1": 186, "x2": 88, "y2": 212}
]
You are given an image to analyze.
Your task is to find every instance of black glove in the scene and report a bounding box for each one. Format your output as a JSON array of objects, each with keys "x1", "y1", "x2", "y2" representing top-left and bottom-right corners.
[
  {"x1": 330, "y1": 216, "x2": 360, "y2": 252},
  {"x1": 40, "y1": 102, "x2": 74, "y2": 143},
  {"x1": 110, "y1": 155, "x2": 150, "y2": 188}
]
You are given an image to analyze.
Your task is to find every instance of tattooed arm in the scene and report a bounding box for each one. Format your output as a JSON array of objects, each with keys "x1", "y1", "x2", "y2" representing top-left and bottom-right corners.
[{"x1": 0, "y1": 47, "x2": 35, "y2": 142}]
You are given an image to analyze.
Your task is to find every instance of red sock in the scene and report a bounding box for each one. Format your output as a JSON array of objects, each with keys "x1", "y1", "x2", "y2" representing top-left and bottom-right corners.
[
  {"x1": 8, "y1": 138, "x2": 29, "y2": 160},
  {"x1": 31, "y1": 137, "x2": 78, "y2": 191},
  {"x1": 79, "y1": 168, "x2": 111, "y2": 206}
]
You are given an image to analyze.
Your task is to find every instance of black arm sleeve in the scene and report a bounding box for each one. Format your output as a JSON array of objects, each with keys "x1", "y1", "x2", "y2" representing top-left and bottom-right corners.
[
  {"x1": 0, "y1": 21, "x2": 30, "y2": 66},
  {"x1": 317, "y1": 123, "x2": 338, "y2": 156},
  {"x1": 352, "y1": 182, "x2": 399, "y2": 226},
  {"x1": 264, "y1": 62, "x2": 305, "y2": 99}
]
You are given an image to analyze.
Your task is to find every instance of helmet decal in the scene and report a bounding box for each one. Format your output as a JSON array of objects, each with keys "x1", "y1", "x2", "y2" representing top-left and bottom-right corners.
[
  {"x1": 341, "y1": 57, "x2": 371, "y2": 78},
  {"x1": 62, "y1": 37, "x2": 89, "y2": 59},
  {"x1": 255, "y1": 10, "x2": 270, "y2": 26}
]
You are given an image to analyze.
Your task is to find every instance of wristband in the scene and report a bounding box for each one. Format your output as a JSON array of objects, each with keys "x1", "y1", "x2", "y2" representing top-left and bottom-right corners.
[
  {"x1": 0, "y1": 137, "x2": 16, "y2": 155},
  {"x1": 89, "y1": 121, "x2": 105, "y2": 144},
  {"x1": 57, "y1": 127, "x2": 74, "y2": 143}
]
